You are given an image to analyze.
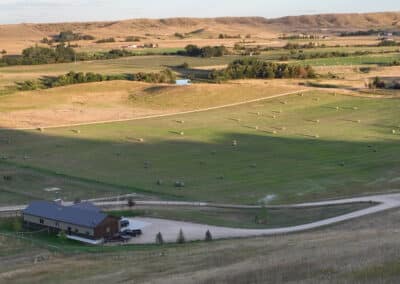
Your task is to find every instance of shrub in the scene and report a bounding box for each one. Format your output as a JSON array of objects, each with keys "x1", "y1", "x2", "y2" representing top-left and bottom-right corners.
[
  {"x1": 205, "y1": 230, "x2": 212, "y2": 242},
  {"x1": 177, "y1": 229, "x2": 186, "y2": 244},
  {"x1": 155, "y1": 232, "x2": 164, "y2": 245},
  {"x1": 180, "y1": 44, "x2": 228, "y2": 58},
  {"x1": 95, "y1": 38, "x2": 116, "y2": 43}
]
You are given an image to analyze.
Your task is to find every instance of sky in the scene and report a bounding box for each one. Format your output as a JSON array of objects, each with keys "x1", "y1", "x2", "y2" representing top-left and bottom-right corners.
[{"x1": 0, "y1": 0, "x2": 399, "y2": 24}]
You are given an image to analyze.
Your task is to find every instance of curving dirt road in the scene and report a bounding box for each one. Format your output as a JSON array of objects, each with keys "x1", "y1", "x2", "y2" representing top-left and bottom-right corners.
[{"x1": 2, "y1": 193, "x2": 400, "y2": 244}]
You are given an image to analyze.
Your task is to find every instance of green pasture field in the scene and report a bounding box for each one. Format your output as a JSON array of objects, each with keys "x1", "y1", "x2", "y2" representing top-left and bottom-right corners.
[
  {"x1": 110, "y1": 202, "x2": 372, "y2": 229},
  {"x1": 1, "y1": 90, "x2": 399, "y2": 205}
]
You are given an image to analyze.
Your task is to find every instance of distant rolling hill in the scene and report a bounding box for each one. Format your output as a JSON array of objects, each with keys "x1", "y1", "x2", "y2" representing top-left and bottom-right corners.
[{"x1": 1, "y1": 12, "x2": 400, "y2": 53}]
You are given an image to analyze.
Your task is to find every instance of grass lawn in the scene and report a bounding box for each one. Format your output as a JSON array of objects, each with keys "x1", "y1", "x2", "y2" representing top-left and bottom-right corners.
[
  {"x1": 1, "y1": 90, "x2": 400, "y2": 204},
  {"x1": 110, "y1": 202, "x2": 372, "y2": 229}
]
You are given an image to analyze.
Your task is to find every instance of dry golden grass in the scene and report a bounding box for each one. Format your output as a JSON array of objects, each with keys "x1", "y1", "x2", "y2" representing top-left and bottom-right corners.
[
  {"x1": 0, "y1": 80, "x2": 298, "y2": 128},
  {"x1": 2, "y1": 208, "x2": 400, "y2": 283},
  {"x1": 2, "y1": 12, "x2": 400, "y2": 54}
]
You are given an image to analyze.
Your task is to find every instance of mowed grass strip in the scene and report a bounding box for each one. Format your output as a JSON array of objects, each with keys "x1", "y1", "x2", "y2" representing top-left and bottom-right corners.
[{"x1": 1, "y1": 91, "x2": 400, "y2": 204}]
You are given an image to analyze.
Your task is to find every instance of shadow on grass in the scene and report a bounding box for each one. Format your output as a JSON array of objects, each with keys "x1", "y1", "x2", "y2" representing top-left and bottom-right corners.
[{"x1": 0, "y1": 126, "x2": 399, "y2": 205}]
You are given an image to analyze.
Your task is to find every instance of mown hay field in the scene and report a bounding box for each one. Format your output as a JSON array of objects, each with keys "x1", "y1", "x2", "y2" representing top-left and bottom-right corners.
[{"x1": 1, "y1": 90, "x2": 399, "y2": 204}]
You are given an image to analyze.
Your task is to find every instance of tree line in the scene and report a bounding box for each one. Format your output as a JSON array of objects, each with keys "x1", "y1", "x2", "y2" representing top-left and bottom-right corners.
[
  {"x1": 178, "y1": 45, "x2": 229, "y2": 57},
  {"x1": 0, "y1": 45, "x2": 177, "y2": 67},
  {"x1": 16, "y1": 69, "x2": 176, "y2": 91},
  {"x1": 209, "y1": 58, "x2": 316, "y2": 81}
]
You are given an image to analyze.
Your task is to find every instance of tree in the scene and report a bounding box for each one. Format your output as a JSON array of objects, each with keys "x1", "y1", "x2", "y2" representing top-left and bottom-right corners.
[
  {"x1": 155, "y1": 232, "x2": 164, "y2": 245},
  {"x1": 205, "y1": 230, "x2": 212, "y2": 242},
  {"x1": 1, "y1": 49, "x2": 6, "y2": 55},
  {"x1": 177, "y1": 229, "x2": 186, "y2": 244},
  {"x1": 127, "y1": 197, "x2": 135, "y2": 207}
]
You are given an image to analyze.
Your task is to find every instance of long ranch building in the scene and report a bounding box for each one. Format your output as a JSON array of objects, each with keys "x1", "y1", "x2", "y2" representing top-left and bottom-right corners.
[{"x1": 23, "y1": 201, "x2": 120, "y2": 243}]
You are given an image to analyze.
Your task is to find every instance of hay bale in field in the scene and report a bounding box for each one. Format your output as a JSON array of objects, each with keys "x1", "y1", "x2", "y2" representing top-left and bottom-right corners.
[
  {"x1": 174, "y1": 181, "x2": 185, "y2": 188},
  {"x1": 254, "y1": 126, "x2": 259, "y2": 130},
  {"x1": 37, "y1": 127, "x2": 44, "y2": 132},
  {"x1": 392, "y1": 130, "x2": 397, "y2": 134},
  {"x1": 353, "y1": 107, "x2": 359, "y2": 110},
  {"x1": 299, "y1": 93, "x2": 304, "y2": 97},
  {"x1": 232, "y1": 140, "x2": 238, "y2": 146},
  {"x1": 357, "y1": 120, "x2": 361, "y2": 124},
  {"x1": 137, "y1": 138, "x2": 144, "y2": 142},
  {"x1": 314, "y1": 134, "x2": 320, "y2": 138},
  {"x1": 179, "y1": 131, "x2": 185, "y2": 136},
  {"x1": 176, "y1": 120, "x2": 185, "y2": 124},
  {"x1": 335, "y1": 106, "x2": 340, "y2": 110},
  {"x1": 71, "y1": 129, "x2": 81, "y2": 134},
  {"x1": 156, "y1": 179, "x2": 163, "y2": 186}
]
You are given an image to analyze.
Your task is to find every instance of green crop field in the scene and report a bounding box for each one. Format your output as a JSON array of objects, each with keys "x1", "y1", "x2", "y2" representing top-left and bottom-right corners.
[
  {"x1": 299, "y1": 53, "x2": 400, "y2": 66},
  {"x1": 1, "y1": 90, "x2": 399, "y2": 204}
]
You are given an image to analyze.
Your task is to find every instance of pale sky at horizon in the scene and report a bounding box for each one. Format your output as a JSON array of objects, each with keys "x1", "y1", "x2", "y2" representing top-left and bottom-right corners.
[{"x1": 0, "y1": 0, "x2": 399, "y2": 24}]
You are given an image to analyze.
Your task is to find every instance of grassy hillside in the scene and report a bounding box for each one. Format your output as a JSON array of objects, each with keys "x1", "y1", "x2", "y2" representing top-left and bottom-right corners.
[{"x1": 1, "y1": 91, "x2": 399, "y2": 204}]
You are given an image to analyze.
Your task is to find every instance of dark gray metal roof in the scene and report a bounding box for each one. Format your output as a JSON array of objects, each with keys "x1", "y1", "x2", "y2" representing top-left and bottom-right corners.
[
  {"x1": 23, "y1": 201, "x2": 107, "y2": 228},
  {"x1": 70, "y1": 202, "x2": 101, "y2": 212}
]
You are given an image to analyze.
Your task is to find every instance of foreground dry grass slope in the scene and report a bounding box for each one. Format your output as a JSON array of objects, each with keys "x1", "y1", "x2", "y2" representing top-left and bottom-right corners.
[
  {"x1": 2, "y1": 209, "x2": 400, "y2": 283},
  {"x1": 0, "y1": 80, "x2": 298, "y2": 128}
]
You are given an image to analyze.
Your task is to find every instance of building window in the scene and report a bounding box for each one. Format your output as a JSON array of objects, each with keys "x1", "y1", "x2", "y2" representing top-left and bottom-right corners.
[
  {"x1": 39, "y1": 219, "x2": 44, "y2": 224},
  {"x1": 106, "y1": 227, "x2": 110, "y2": 233}
]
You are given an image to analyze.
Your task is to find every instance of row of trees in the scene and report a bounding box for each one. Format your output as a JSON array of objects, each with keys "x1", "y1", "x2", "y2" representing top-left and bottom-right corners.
[
  {"x1": 369, "y1": 77, "x2": 400, "y2": 89},
  {"x1": 155, "y1": 229, "x2": 213, "y2": 245},
  {"x1": 0, "y1": 44, "x2": 76, "y2": 66},
  {"x1": 179, "y1": 44, "x2": 229, "y2": 58},
  {"x1": 17, "y1": 69, "x2": 176, "y2": 91},
  {"x1": 0, "y1": 45, "x2": 179, "y2": 67},
  {"x1": 209, "y1": 58, "x2": 316, "y2": 81}
]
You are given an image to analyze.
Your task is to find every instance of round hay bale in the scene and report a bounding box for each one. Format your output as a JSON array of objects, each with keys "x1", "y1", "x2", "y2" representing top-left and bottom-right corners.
[
  {"x1": 174, "y1": 181, "x2": 185, "y2": 188},
  {"x1": 357, "y1": 120, "x2": 361, "y2": 124},
  {"x1": 392, "y1": 130, "x2": 396, "y2": 134},
  {"x1": 156, "y1": 179, "x2": 163, "y2": 186},
  {"x1": 335, "y1": 106, "x2": 340, "y2": 110},
  {"x1": 180, "y1": 131, "x2": 185, "y2": 136},
  {"x1": 353, "y1": 107, "x2": 358, "y2": 110},
  {"x1": 314, "y1": 134, "x2": 320, "y2": 138},
  {"x1": 137, "y1": 138, "x2": 144, "y2": 142},
  {"x1": 254, "y1": 126, "x2": 259, "y2": 130},
  {"x1": 37, "y1": 127, "x2": 44, "y2": 132},
  {"x1": 272, "y1": 130, "x2": 277, "y2": 134},
  {"x1": 232, "y1": 140, "x2": 238, "y2": 146}
]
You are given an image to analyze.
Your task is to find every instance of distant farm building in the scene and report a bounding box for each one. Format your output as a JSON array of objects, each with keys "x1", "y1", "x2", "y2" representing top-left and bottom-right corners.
[
  {"x1": 23, "y1": 201, "x2": 120, "y2": 244},
  {"x1": 176, "y1": 79, "x2": 191, "y2": 86}
]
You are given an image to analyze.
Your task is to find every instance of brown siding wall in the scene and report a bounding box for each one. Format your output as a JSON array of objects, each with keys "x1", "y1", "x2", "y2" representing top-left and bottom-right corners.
[{"x1": 94, "y1": 216, "x2": 120, "y2": 239}]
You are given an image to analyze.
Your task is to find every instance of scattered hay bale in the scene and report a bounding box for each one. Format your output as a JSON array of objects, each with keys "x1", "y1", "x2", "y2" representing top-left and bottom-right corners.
[
  {"x1": 256, "y1": 112, "x2": 261, "y2": 116},
  {"x1": 353, "y1": 107, "x2": 359, "y2": 110},
  {"x1": 357, "y1": 120, "x2": 361, "y2": 124},
  {"x1": 254, "y1": 126, "x2": 259, "y2": 130},
  {"x1": 71, "y1": 129, "x2": 81, "y2": 134},
  {"x1": 232, "y1": 140, "x2": 238, "y2": 146},
  {"x1": 335, "y1": 106, "x2": 340, "y2": 110},
  {"x1": 3, "y1": 175, "x2": 12, "y2": 181},
  {"x1": 299, "y1": 93, "x2": 304, "y2": 97},
  {"x1": 176, "y1": 120, "x2": 185, "y2": 124},
  {"x1": 281, "y1": 101, "x2": 288, "y2": 105},
  {"x1": 174, "y1": 181, "x2": 185, "y2": 188},
  {"x1": 314, "y1": 134, "x2": 320, "y2": 138},
  {"x1": 179, "y1": 131, "x2": 185, "y2": 136},
  {"x1": 156, "y1": 179, "x2": 163, "y2": 186},
  {"x1": 137, "y1": 138, "x2": 144, "y2": 142},
  {"x1": 37, "y1": 127, "x2": 44, "y2": 132},
  {"x1": 392, "y1": 130, "x2": 397, "y2": 134},
  {"x1": 279, "y1": 127, "x2": 286, "y2": 131},
  {"x1": 272, "y1": 130, "x2": 277, "y2": 134},
  {"x1": 272, "y1": 115, "x2": 277, "y2": 119}
]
